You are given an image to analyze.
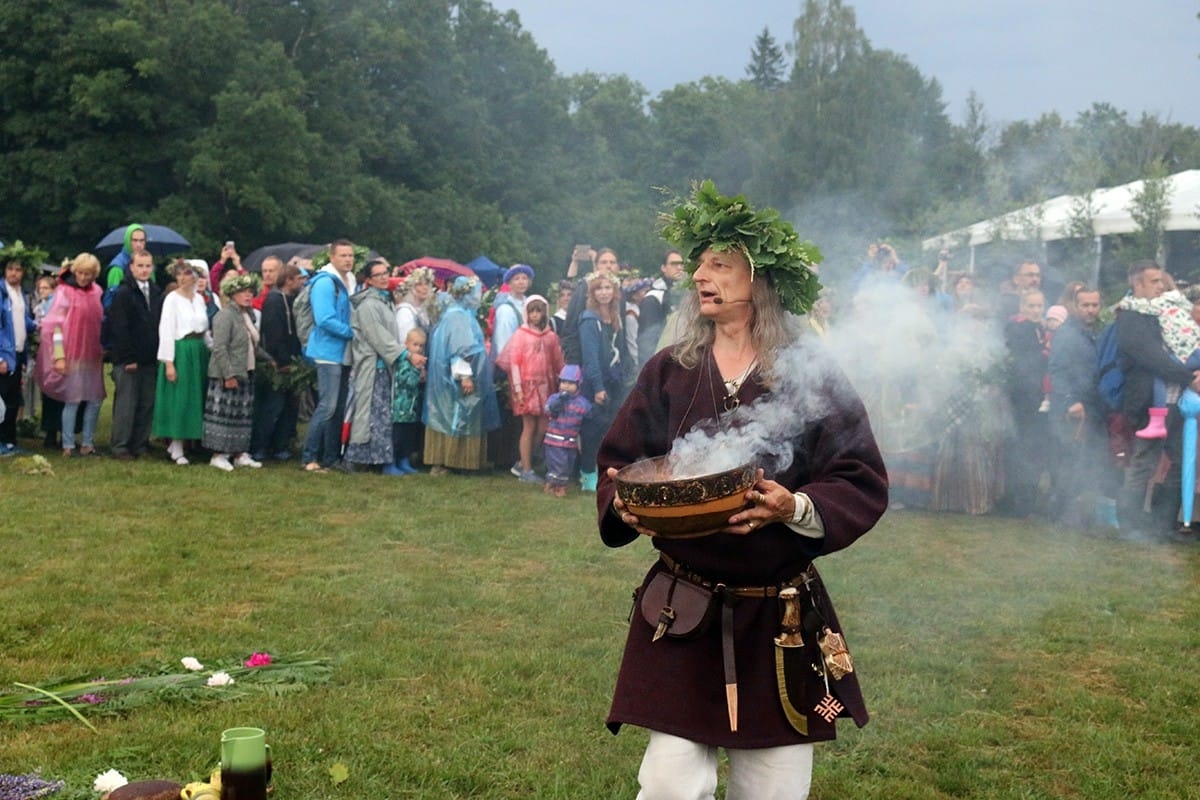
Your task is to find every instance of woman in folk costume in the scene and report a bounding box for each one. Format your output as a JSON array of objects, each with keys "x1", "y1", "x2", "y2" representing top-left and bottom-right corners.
[
  {"x1": 598, "y1": 182, "x2": 888, "y2": 800},
  {"x1": 422, "y1": 276, "x2": 500, "y2": 474},
  {"x1": 203, "y1": 272, "x2": 271, "y2": 471},
  {"x1": 345, "y1": 260, "x2": 406, "y2": 472},
  {"x1": 393, "y1": 266, "x2": 435, "y2": 345},
  {"x1": 154, "y1": 259, "x2": 212, "y2": 465}
]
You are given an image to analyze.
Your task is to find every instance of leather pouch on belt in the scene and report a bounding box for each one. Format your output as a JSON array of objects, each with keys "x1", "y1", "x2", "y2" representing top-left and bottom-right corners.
[{"x1": 640, "y1": 571, "x2": 718, "y2": 641}]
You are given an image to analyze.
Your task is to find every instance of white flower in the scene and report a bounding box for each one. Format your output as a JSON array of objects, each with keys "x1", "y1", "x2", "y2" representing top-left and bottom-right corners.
[
  {"x1": 94, "y1": 768, "x2": 129, "y2": 793},
  {"x1": 206, "y1": 671, "x2": 235, "y2": 687},
  {"x1": 180, "y1": 656, "x2": 205, "y2": 671}
]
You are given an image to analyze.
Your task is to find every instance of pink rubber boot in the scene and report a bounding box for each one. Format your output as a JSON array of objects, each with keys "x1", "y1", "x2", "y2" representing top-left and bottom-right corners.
[{"x1": 1135, "y1": 407, "x2": 1168, "y2": 439}]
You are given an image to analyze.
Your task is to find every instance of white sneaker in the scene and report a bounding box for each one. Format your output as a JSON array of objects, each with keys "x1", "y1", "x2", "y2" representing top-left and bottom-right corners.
[
  {"x1": 210, "y1": 454, "x2": 234, "y2": 472},
  {"x1": 234, "y1": 453, "x2": 262, "y2": 469}
]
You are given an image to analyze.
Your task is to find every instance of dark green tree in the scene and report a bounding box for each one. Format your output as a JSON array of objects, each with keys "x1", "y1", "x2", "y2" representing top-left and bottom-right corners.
[
  {"x1": 648, "y1": 78, "x2": 758, "y2": 194},
  {"x1": 746, "y1": 27, "x2": 785, "y2": 91},
  {"x1": 3, "y1": 0, "x2": 1198, "y2": 288}
]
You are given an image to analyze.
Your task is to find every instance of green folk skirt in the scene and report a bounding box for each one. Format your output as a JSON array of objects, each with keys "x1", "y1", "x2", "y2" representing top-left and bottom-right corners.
[{"x1": 152, "y1": 337, "x2": 210, "y2": 440}]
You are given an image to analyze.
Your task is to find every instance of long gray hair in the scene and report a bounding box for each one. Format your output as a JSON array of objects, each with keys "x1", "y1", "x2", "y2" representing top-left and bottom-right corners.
[{"x1": 670, "y1": 276, "x2": 803, "y2": 385}]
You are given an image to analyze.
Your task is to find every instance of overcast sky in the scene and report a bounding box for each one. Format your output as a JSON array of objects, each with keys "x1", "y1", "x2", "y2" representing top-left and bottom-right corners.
[{"x1": 497, "y1": 0, "x2": 1200, "y2": 128}]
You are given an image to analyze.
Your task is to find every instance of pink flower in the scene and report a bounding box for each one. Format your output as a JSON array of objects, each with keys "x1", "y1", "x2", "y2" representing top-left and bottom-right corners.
[{"x1": 244, "y1": 652, "x2": 273, "y2": 668}]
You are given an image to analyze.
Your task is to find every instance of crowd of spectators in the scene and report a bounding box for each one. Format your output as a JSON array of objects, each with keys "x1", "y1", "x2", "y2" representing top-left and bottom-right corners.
[
  {"x1": 828, "y1": 243, "x2": 1200, "y2": 543},
  {"x1": 0, "y1": 237, "x2": 686, "y2": 500},
  {"x1": 3, "y1": 231, "x2": 1195, "y2": 540}
]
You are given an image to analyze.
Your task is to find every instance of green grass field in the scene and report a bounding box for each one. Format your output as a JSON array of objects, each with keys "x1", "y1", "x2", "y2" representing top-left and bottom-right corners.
[{"x1": 3, "y1": 439, "x2": 1200, "y2": 799}]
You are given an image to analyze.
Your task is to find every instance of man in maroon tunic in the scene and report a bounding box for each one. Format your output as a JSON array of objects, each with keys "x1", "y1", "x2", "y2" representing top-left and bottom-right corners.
[{"x1": 598, "y1": 182, "x2": 887, "y2": 799}]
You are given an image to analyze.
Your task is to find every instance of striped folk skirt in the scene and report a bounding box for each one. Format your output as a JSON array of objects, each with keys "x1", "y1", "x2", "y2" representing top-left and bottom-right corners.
[{"x1": 202, "y1": 375, "x2": 255, "y2": 454}]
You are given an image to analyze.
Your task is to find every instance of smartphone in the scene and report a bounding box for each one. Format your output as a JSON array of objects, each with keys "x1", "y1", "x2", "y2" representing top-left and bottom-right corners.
[
  {"x1": 225, "y1": 240, "x2": 235, "y2": 249},
  {"x1": 573, "y1": 244, "x2": 591, "y2": 260}
]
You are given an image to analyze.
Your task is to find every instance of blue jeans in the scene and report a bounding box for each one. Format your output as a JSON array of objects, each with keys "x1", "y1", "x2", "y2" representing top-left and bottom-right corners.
[
  {"x1": 301, "y1": 364, "x2": 348, "y2": 466},
  {"x1": 61, "y1": 401, "x2": 101, "y2": 450}
]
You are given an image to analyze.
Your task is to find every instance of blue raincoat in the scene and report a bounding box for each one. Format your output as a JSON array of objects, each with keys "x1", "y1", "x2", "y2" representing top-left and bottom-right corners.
[{"x1": 423, "y1": 282, "x2": 500, "y2": 438}]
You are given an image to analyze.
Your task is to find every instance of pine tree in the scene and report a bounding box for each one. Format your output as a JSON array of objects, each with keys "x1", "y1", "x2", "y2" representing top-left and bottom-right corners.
[{"x1": 745, "y1": 27, "x2": 785, "y2": 90}]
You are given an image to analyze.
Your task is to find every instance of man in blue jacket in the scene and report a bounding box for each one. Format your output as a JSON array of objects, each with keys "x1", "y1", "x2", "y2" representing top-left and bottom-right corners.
[{"x1": 300, "y1": 239, "x2": 356, "y2": 472}]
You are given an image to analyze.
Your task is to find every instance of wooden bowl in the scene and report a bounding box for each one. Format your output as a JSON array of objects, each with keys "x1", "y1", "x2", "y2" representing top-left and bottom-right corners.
[{"x1": 614, "y1": 456, "x2": 756, "y2": 538}]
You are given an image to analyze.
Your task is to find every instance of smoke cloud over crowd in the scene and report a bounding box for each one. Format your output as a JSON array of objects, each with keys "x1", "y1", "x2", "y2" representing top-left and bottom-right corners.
[{"x1": 661, "y1": 271, "x2": 1015, "y2": 486}]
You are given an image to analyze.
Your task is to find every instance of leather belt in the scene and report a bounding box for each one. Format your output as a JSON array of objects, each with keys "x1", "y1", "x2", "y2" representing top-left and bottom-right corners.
[
  {"x1": 656, "y1": 552, "x2": 815, "y2": 598},
  {"x1": 655, "y1": 552, "x2": 816, "y2": 733}
]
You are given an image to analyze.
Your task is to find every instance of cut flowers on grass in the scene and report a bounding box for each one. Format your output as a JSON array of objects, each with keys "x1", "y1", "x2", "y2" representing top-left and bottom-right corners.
[
  {"x1": 1, "y1": 653, "x2": 331, "y2": 730},
  {"x1": 0, "y1": 772, "x2": 64, "y2": 800}
]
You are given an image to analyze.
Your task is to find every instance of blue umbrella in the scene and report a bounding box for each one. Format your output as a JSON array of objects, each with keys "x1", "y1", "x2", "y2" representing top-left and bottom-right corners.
[
  {"x1": 1179, "y1": 389, "x2": 1200, "y2": 525},
  {"x1": 94, "y1": 224, "x2": 190, "y2": 260}
]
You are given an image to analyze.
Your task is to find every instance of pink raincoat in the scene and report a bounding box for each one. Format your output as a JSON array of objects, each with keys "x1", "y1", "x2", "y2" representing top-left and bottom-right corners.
[
  {"x1": 496, "y1": 322, "x2": 563, "y2": 416},
  {"x1": 37, "y1": 279, "x2": 106, "y2": 403}
]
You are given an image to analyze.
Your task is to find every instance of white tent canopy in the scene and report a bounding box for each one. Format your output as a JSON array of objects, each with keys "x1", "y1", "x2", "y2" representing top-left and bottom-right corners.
[{"x1": 923, "y1": 169, "x2": 1200, "y2": 251}]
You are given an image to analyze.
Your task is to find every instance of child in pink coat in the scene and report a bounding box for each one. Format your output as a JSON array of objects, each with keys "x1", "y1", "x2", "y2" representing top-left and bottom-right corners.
[{"x1": 496, "y1": 295, "x2": 564, "y2": 482}]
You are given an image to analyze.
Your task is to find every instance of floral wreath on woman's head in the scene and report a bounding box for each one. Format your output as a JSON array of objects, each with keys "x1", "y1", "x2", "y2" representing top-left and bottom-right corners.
[
  {"x1": 448, "y1": 275, "x2": 479, "y2": 298},
  {"x1": 583, "y1": 270, "x2": 618, "y2": 285},
  {"x1": 660, "y1": 180, "x2": 823, "y2": 316},
  {"x1": 220, "y1": 271, "x2": 261, "y2": 298},
  {"x1": 403, "y1": 266, "x2": 436, "y2": 293}
]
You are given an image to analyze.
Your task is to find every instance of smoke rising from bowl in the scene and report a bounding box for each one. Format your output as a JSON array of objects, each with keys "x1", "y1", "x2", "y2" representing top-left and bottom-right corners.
[{"x1": 664, "y1": 336, "x2": 843, "y2": 479}]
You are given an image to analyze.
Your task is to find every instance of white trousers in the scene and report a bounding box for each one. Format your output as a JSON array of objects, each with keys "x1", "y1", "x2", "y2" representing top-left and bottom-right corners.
[{"x1": 635, "y1": 730, "x2": 814, "y2": 800}]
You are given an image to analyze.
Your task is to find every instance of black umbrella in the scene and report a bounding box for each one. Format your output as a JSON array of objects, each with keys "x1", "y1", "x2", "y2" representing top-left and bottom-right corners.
[
  {"x1": 94, "y1": 224, "x2": 190, "y2": 260},
  {"x1": 243, "y1": 242, "x2": 323, "y2": 273}
]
